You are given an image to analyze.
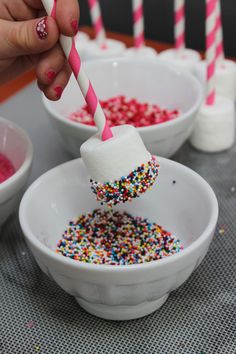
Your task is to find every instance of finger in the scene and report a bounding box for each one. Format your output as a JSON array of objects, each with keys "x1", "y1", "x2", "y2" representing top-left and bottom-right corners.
[
  {"x1": 6, "y1": 0, "x2": 36, "y2": 21},
  {"x1": 23, "y1": 0, "x2": 44, "y2": 10},
  {"x1": 56, "y1": 0, "x2": 80, "y2": 36},
  {"x1": 36, "y1": 44, "x2": 66, "y2": 85},
  {"x1": 41, "y1": 64, "x2": 71, "y2": 100},
  {"x1": 0, "y1": 17, "x2": 59, "y2": 58}
]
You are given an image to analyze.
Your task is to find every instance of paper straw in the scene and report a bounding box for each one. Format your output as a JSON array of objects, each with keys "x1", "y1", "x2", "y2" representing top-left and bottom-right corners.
[
  {"x1": 88, "y1": 0, "x2": 106, "y2": 45},
  {"x1": 174, "y1": 0, "x2": 185, "y2": 51},
  {"x1": 206, "y1": 0, "x2": 217, "y2": 106},
  {"x1": 132, "y1": 0, "x2": 145, "y2": 49},
  {"x1": 42, "y1": 0, "x2": 113, "y2": 141},
  {"x1": 215, "y1": 0, "x2": 224, "y2": 64}
]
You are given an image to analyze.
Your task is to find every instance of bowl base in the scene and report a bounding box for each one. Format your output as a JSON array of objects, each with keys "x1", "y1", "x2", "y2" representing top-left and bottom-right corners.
[{"x1": 75, "y1": 294, "x2": 169, "y2": 321}]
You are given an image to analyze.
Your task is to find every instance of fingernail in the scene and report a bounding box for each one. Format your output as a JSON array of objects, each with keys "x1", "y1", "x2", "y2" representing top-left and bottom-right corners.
[
  {"x1": 36, "y1": 17, "x2": 48, "y2": 40},
  {"x1": 46, "y1": 70, "x2": 56, "y2": 82},
  {"x1": 54, "y1": 86, "x2": 63, "y2": 99},
  {"x1": 71, "y1": 19, "x2": 78, "y2": 35}
]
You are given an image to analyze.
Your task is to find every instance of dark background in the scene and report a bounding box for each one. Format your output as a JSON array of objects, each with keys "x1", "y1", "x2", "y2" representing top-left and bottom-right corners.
[{"x1": 78, "y1": 0, "x2": 236, "y2": 57}]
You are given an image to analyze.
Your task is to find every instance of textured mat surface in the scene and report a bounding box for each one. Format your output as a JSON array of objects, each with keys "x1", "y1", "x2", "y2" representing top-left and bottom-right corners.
[{"x1": 0, "y1": 83, "x2": 236, "y2": 354}]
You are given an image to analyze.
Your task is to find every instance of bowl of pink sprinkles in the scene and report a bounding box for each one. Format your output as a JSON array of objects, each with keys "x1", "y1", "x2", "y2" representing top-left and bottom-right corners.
[
  {"x1": 0, "y1": 117, "x2": 33, "y2": 227},
  {"x1": 43, "y1": 58, "x2": 202, "y2": 158}
]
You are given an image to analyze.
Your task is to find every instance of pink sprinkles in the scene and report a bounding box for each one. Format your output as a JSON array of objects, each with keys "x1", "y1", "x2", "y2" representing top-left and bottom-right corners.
[
  {"x1": 56, "y1": 209, "x2": 183, "y2": 265},
  {"x1": 90, "y1": 157, "x2": 159, "y2": 207},
  {"x1": 0, "y1": 153, "x2": 15, "y2": 183},
  {"x1": 68, "y1": 95, "x2": 180, "y2": 128}
]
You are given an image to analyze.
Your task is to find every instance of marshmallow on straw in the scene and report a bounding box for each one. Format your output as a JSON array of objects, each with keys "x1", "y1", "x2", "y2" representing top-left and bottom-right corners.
[
  {"x1": 87, "y1": 0, "x2": 106, "y2": 45},
  {"x1": 125, "y1": 0, "x2": 157, "y2": 58},
  {"x1": 159, "y1": 0, "x2": 200, "y2": 73},
  {"x1": 42, "y1": 1, "x2": 159, "y2": 206},
  {"x1": 83, "y1": 0, "x2": 126, "y2": 60},
  {"x1": 81, "y1": 125, "x2": 159, "y2": 207},
  {"x1": 190, "y1": 0, "x2": 235, "y2": 152},
  {"x1": 174, "y1": 0, "x2": 185, "y2": 52},
  {"x1": 42, "y1": 0, "x2": 113, "y2": 142},
  {"x1": 194, "y1": 0, "x2": 236, "y2": 100}
]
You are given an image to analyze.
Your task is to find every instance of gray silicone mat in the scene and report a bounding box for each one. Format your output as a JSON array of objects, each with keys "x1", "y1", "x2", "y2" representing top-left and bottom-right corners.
[{"x1": 0, "y1": 82, "x2": 236, "y2": 354}]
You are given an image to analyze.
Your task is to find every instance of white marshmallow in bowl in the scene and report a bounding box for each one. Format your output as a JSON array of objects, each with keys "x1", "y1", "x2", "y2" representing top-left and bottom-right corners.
[
  {"x1": 194, "y1": 59, "x2": 236, "y2": 101},
  {"x1": 124, "y1": 46, "x2": 158, "y2": 58},
  {"x1": 83, "y1": 38, "x2": 126, "y2": 60},
  {"x1": 190, "y1": 95, "x2": 235, "y2": 152},
  {"x1": 0, "y1": 117, "x2": 33, "y2": 227},
  {"x1": 159, "y1": 48, "x2": 201, "y2": 74}
]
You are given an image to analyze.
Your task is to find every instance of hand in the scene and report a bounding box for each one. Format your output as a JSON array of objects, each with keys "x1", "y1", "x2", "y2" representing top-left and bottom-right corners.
[{"x1": 0, "y1": 0, "x2": 80, "y2": 100}]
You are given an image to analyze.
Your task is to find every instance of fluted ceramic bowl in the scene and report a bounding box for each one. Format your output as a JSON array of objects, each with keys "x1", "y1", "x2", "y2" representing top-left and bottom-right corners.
[
  {"x1": 19, "y1": 157, "x2": 218, "y2": 321},
  {"x1": 0, "y1": 117, "x2": 33, "y2": 228},
  {"x1": 43, "y1": 58, "x2": 202, "y2": 158}
]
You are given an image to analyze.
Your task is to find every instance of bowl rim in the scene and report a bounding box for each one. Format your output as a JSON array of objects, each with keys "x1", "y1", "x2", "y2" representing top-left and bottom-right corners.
[
  {"x1": 0, "y1": 117, "x2": 33, "y2": 194},
  {"x1": 42, "y1": 57, "x2": 203, "y2": 134},
  {"x1": 19, "y1": 156, "x2": 219, "y2": 273}
]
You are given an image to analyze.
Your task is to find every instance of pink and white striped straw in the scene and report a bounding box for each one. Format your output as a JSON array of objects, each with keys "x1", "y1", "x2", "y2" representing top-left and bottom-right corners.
[
  {"x1": 206, "y1": 0, "x2": 217, "y2": 106},
  {"x1": 132, "y1": 0, "x2": 145, "y2": 49},
  {"x1": 215, "y1": 0, "x2": 224, "y2": 64},
  {"x1": 42, "y1": 0, "x2": 113, "y2": 141},
  {"x1": 174, "y1": 0, "x2": 185, "y2": 51},
  {"x1": 88, "y1": 0, "x2": 106, "y2": 45}
]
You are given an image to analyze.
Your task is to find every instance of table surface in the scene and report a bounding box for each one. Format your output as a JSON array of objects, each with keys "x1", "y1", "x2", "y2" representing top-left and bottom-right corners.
[{"x1": 1, "y1": 33, "x2": 236, "y2": 354}]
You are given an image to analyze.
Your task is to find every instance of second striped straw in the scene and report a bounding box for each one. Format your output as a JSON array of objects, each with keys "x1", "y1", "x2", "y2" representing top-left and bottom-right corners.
[
  {"x1": 174, "y1": 0, "x2": 185, "y2": 53},
  {"x1": 88, "y1": 0, "x2": 106, "y2": 47},
  {"x1": 132, "y1": 0, "x2": 145, "y2": 49},
  {"x1": 206, "y1": 0, "x2": 217, "y2": 106}
]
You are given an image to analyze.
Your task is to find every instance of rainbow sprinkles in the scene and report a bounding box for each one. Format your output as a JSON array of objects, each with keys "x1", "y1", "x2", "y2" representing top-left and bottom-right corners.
[{"x1": 90, "y1": 156, "x2": 159, "y2": 207}]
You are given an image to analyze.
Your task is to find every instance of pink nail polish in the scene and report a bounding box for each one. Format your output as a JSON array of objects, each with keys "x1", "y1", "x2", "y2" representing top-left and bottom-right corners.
[
  {"x1": 46, "y1": 70, "x2": 56, "y2": 82},
  {"x1": 54, "y1": 86, "x2": 63, "y2": 99},
  {"x1": 71, "y1": 20, "x2": 78, "y2": 35},
  {"x1": 36, "y1": 17, "x2": 48, "y2": 40}
]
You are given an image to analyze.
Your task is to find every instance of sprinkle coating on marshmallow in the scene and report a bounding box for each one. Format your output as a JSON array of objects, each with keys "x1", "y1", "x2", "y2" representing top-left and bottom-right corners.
[
  {"x1": 56, "y1": 209, "x2": 183, "y2": 265},
  {"x1": 90, "y1": 156, "x2": 159, "y2": 207}
]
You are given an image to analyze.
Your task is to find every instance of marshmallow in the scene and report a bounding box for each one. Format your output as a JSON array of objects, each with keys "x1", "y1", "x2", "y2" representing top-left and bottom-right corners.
[
  {"x1": 190, "y1": 95, "x2": 235, "y2": 152},
  {"x1": 80, "y1": 125, "x2": 159, "y2": 206},
  {"x1": 83, "y1": 39, "x2": 126, "y2": 61},
  {"x1": 194, "y1": 59, "x2": 236, "y2": 101},
  {"x1": 124, "y1": 46, "x2": 158, "y2": 58},
  {"x1": 81, "y1": 125, "x2": 150, "y2": 181},
  {"x1": 74, "y1": 31, "x2": 90, "y2": 59},
  {"x1": 159, "y1": 48, "x2": 201, "y2": 74}
]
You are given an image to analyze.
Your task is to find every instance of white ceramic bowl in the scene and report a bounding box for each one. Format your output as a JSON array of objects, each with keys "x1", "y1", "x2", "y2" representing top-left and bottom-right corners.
[
  {"x1": 0, "y1": 117, "x2": 33, "y2": 227},
  {"x1": 43, "y1": 58, "x2": 202, "y2": 158},
  {"x1": 19, "y1": 157, "x2": 218, "y2": 321}
]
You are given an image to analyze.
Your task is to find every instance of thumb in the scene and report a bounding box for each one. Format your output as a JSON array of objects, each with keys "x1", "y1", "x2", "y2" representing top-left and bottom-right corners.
[{"x1": 0, "y1": 17, "x2": 59, "y2": 58}]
